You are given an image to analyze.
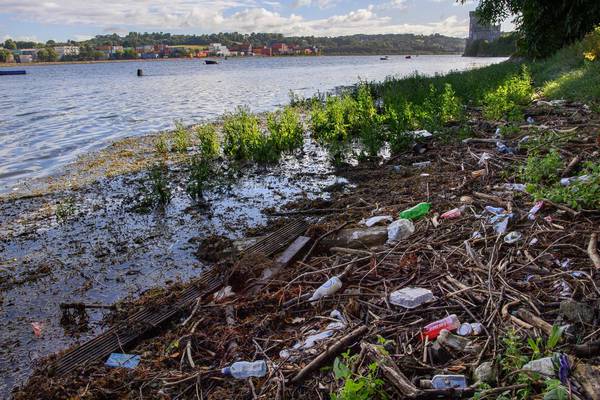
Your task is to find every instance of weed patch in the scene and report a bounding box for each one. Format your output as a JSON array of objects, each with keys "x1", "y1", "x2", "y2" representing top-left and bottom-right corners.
[{"x1": 172, "y1": 122, "x2": 192, "y2": 153}]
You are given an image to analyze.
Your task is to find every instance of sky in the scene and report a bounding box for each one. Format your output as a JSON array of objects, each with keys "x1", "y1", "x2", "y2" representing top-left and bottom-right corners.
[{"x1": 0, "y1": 0, "x2": 512, "y2": 43}]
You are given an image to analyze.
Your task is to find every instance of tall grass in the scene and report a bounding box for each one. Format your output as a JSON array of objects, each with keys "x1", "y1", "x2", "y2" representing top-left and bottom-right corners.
[
  {"x1": 172, "y1": 121, "x2": 192, "y2": 153},
  {"x1": 223, "y1": 107, "x2": 262, "y2": 161},
  {"x1": 195, "y1": 124, "x2": 220, "y2": 160}
]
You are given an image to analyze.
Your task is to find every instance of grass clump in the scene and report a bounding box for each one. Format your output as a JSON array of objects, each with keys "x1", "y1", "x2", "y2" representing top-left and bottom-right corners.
[
  {"x1": 310, "y1": 95, "x2": 355, "y2": 165},
  {"x1": 222, "y1": 107, "x2": 262, "y2": 161},
  {"x1": 520, "y1": 150, "x2": 564, "y2": 185},
  {"x1": 482, "y1": 66, "x2": 533, "y2": 122},
  {"x1": 154, "y1": 134, "x2": 169, "y2": 156},
  {"x1": 172, "y1": 122, "x2": 192, "y2": 153},
  {"x1": 195, "y1": 124, "x2": 220, "y2": 160}
]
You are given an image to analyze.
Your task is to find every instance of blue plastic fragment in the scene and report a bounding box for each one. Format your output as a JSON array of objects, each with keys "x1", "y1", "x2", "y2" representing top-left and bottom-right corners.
[
  {"x1": 558, "y1": 353, "x2": 570, "y2": 385},
  {"x1": 105, "y1": 353, "x2": 141, "y2": 369}
]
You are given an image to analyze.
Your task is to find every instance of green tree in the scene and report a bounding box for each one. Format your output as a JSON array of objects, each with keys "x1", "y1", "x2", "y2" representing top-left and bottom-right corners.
[
  {"x1": 0, "y1": 49, "x2": 11, "y2": 62},
  {"x1": 37, "y1": 47, "x2": 59, "y2": 62},
  {"x1": 461, "y1": 0, "x2": 600, "y2": 58},
  {"x1": 4, "y1": 38, "x2": 17, "y2": 50}
]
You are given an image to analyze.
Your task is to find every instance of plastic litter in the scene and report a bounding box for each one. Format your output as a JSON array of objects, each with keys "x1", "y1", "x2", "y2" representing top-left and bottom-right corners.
[
  {"x1": 410, "y1": 130, "x2": 433, "y2": 139},
  {"x1": 213, "y1": 286, "x2": 235, "y2": 302},
  {"x1": 399, "y1": 202, "x2": 431, "y2": 221},
  {"x1": 106, "y1": 353, "x2": 141, "y2": 369},
  {"x1": 309, "y1": 276, "x2": 342, "y2": 303},
  {"x1": 222, "y1": 360, "x2": 267, "y2": 379},
  {"x1": 496, "y1": 141, "x2": 515, "y2": 155},
  {"x1": 528, "y1": 201, "x2": 544, "y2": 220},
  {"x1": 422, "y1": 314, "x2": 461, "y2": 341},
  {"x1": 421, "y1": 375, "x2": 468, "y2": 389},
  {"x1": 412, "y1": 161, "x2": 432, "y2": 168},
  {"x1": 437, "y1": 329, "x2": 473, "y2": 352},
  {"x1": 478, "y1": 152, "x2": 492, "y2": 165},
  {"x1": 485, "y1": 206, "x2": 514, "y2": 235},
  {"x1": 504, "y1": 231, "x2": 523, "y2": 244},
  {"x1": 362, "y1": 216, "x2": 393, "y2": 227},
  {"x1": 560, "y1": 175, "x2": 591, "y2": 186},
  {"x1": 503, "y1": 183, "x2": 526, "y2": 192},
  {"x1": 523, "y1": 356, "x2": 557, "y2": 377},
  {"x1": 389, "y1": 287, "x2": 434, "y2": 309},
  {"x1": 441, "y1": 206, "x2": 465, "y2": 220},
  {"x1": 387, "y1": 219, "x2": 415, "y2": 244},
  {"x1": 527, "y1": 116, "x2": 535, "y2": 124},
  {"x1": 279, "y1": 311, "x2": 347, "y2": 359},
  {"x1": 31, "y1": 322, "x2": 43, "y2": 338}
]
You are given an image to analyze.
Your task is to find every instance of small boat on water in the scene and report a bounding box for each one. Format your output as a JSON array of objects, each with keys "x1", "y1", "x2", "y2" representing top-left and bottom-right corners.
[
  {"x1": 405, "y1": 55, "x2": 412, "y2": 59},
  {"x1": 0, "y1": 70, "x2": 26, "y2": 76},
  {"x1": 205, "y1": 60, "x2": 219, "y2": 65},
  {"x1": 380, "y1": 56, "x2": 389, "y2": 61}
]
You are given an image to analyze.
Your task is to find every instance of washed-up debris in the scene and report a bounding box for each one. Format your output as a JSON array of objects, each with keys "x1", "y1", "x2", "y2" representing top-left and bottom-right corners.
[
  {"x1": 421, "y1": 375, "x2": 468, "y2": 389},
  {"x1": 389, "y1": 287, "x2": 434, "y2": 309},
  {"x1": 31, "y1": 322, "x2": 43, "y2": 338},
  {"x1": 399, "y1": 202, "x2": 431, "y2": 220},
  {"x1": 309, "y1": 276, "x2": 342, "y2": 303},
  {"x1": 504, "y1": 231, "x2": 523, "y2": 244},
  {"x1": 474, "y1": 361, "x2": 497, "y2": 384},
  {"x1": 361, "y1": 215, "x2": 393, "y2": 227},
  {"x1": 213, "y1": 286, "x2": 235, "y2": 302},
  {"x1": 485, "y1": 206, "x2": 514, "y2": 234},
  {"x1": 457, "y1": 322, "x2": 484, "y2": 336},
  {"x1": 422, "y1": 314, "x2": 461, "y2": 340},
  {"x1": 321, "y1": 226, "x2": 388, "y2": 249},
  {"x1": 222, "y1": 360, "x2": 267, "y2": 379},
  {"x1": 387, "y1": 218, "x2": 414, "y2": 243},
  {"x1": 412, "y1": 161, "x2": 432, "y2": 168},
  {"x1": 528, "y1": 200, "x2": 544, "y2": 220},
  {"x1": 441, "y1": 206, "x2": 465, "y2": 220},
  {"x1": 105, "y1": 353, "x2": 141, "y2": 369}
]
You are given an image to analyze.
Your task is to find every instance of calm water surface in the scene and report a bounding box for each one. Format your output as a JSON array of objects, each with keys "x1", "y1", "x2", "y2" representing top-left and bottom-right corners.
[{"x1": 0, "y1": 56, "x2": 505, "y2": 192}]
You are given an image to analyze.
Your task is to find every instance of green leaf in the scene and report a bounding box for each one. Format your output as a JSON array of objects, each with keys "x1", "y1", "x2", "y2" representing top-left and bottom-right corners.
[{"x1": 333, "y1": 357, "x2": 351, "y2": 380}]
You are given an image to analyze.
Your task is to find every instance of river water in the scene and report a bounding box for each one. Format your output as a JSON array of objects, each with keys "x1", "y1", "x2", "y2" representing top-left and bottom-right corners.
[{"x1": 0, "y1": 55, "x2": 505, "y2": 192}]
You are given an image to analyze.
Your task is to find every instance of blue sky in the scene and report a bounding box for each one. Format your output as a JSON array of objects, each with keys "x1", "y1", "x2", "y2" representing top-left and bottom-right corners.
[{"x1": 0, "y1": 0, "x2": 511, "y2": 42}]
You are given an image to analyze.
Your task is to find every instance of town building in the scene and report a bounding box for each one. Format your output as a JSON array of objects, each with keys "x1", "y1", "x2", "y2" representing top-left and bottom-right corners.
[
  {"x1": 468, "y1": 11, "x2": 501, "y2": 43},
  {"x1": 229, "y1": 43, "x2": 253, "y2": 56},
  {"x1": 208, "y1": 43, "x2": 230, "y2": 57},
  {"x1": 253, "y1": 46, "x2": 272, "y2": 57},
  {"x1": 271, "y1": 43, "x2": 289, "y2": 55},
  {"x1": 53, "y1": 45, "x2": 80, "y2": 59}
]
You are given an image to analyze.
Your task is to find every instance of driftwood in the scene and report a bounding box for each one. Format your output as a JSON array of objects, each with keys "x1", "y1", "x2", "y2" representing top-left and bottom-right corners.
[
  {"x1": 361, "y1": 342, "x2": 421, "y2": 398},
  {"x1": 515, "y1": 309, "x2": 554, "y2": 336},
  {"x1": 588, "y1": 233, "x2": 600, "y2": 269},
  {"x1": 291, "y1": 326, "x2": 368, "y2": 385}
]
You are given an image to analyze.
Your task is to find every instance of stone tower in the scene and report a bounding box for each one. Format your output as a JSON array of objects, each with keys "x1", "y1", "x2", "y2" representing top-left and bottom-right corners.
[{"x1": 468, "y1": 11, "x2": 501, "y2": 42}]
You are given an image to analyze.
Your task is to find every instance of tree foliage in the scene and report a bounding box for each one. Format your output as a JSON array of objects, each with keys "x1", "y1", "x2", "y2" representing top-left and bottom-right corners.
[
  {"x1": 3, "y1": 39, "x2": 17, "y2": 50},
  {"x1": 462, "y1": 0, "x2": 600, "y2": 58},
  {"x1": 36, "y1": 47, "x2": 59, "y2": 62}
]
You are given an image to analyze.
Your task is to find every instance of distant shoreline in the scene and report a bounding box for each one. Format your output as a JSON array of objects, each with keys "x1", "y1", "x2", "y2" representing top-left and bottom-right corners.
[{"x1": 0, "y1": 53, "x2": 466, "y2": 68}]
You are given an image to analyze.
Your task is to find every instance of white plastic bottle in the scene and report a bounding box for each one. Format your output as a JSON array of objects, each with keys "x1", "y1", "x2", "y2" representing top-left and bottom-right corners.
[
  {"x1": 309, "y1": 276, "x2": 342, "y2": 303},
  {"x1": 222, "y1": 360, "x2": 268, "y2": 379}
]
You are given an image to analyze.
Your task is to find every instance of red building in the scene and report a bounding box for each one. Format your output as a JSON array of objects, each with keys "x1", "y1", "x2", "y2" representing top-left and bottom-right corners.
[
  {"x1": 253, "y1": 46, "x2": 272, "y2": 56},
  {"x1": 271, "y1": 43, "x2": 289, "y2": 55}
]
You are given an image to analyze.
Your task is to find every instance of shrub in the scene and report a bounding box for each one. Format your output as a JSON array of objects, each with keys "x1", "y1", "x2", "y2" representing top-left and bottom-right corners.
[
  {"x1": 483, "y1": 67, "x2": 533, "y2": 121},
  {"x1": 520, "y1": 150, "x2": 563, "y2": 185},
  {"x1": 148, "y1": 163, "x2": 171, "y2": 207},
  {"x1": 222, "y1": 107, "x2": 262, "y2": 161},
  {"x1": 583, "y1": 26, "x2": 600, "y2": 61},
  {"x1": 267, "y1": 106, "x2": 304, "y2": 153},
  {"x1": 155, "y1": 134, "x2": 169, "y2": 156},
  {"x1": 195, "y1": 124, "x2": 220, "y2": 160},
  {"x1": 172, "y1": 122, "x2": 192, "y2": 153},
  {"x1": 186, "y1": 155, "x2": 211, "y2": 201}
]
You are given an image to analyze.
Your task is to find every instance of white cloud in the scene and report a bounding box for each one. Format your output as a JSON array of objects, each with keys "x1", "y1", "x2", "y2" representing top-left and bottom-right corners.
[{"x1": 0, "y1": 0, "x2": 471, "y2": 37}]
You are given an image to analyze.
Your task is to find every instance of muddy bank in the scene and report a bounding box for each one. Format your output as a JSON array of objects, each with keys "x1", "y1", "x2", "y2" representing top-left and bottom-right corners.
[
  {"x1": 12, "y1": 101, "x2": 600, "y2": 399},
  {"x1": 0, "y1": 132, "x2": 346, "y2": 396}
]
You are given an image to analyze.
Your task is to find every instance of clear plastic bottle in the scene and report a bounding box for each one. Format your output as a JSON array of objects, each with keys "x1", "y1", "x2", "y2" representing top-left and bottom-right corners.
[
  {"x1": 309, "y1": 276, "x2": 342, "y2": 303},
  {"x1": 421, "y1": 314, "x2": 461, "y2": 341},
  {"x1": 222, "y1": 360, "x2": 268, "y2": 379}
]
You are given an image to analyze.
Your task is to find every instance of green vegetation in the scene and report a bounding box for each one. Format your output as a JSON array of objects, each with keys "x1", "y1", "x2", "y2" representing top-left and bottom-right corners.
[
  {"x1": 186, "y1": 155, "x2": 211, "y2": 202},
  {"x1": 464, "y1": 33, "x2": 518, "y2": 57},
  {"x1": 148, "y1": 163, "x2": 172, "y2": 208},
  {"x1": 331, "y1": 350, "x2": 387, "y2": 400},
  {"x1": 55, "y1": 198, "x2": 76, "y2": 222},
  {"x1": 195, "y1": 124, "x2": 220, "y2": 160},
  {"x1": 465, "y1": 0, "x2": 600, "y2": 58},
  {"x1": 482, "y1": 67, "x2": 533, "y2": 121},
  {"x1": 223, "y1": 106, "x2": 304, "y2": 164},
  {"x1": 496, "y1": 327, "x2": 567, "y2": 400},
  {"x1": 223, "y1": 107, "x2": 263, "y2": 161},
  {"x1": 267, "y1": 106, "x2": 304, "y2": 153},
  {"x1": 172, "y1": 122, "x2": 192, "y2": 153},
  {"x1": 154, "y1": 134, "x2": 169, "y2": 156},
  {"x1": 0, "y1": 49, "x2": 11, "y2": 62},
  {"x1": 36, "y1": 47, "x2": 59, "y2": 62}
]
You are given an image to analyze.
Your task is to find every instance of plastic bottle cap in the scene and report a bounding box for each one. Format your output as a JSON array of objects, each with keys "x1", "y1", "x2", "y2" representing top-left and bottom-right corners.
[{"x1": 457, "y1": 323, "x2": 473, "y2": 336}]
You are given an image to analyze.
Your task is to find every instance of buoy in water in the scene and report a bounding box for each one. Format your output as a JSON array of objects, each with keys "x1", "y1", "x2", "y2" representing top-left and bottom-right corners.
[{"x1": 137, "y1": 69, "x2": 143, "y2": 77}]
